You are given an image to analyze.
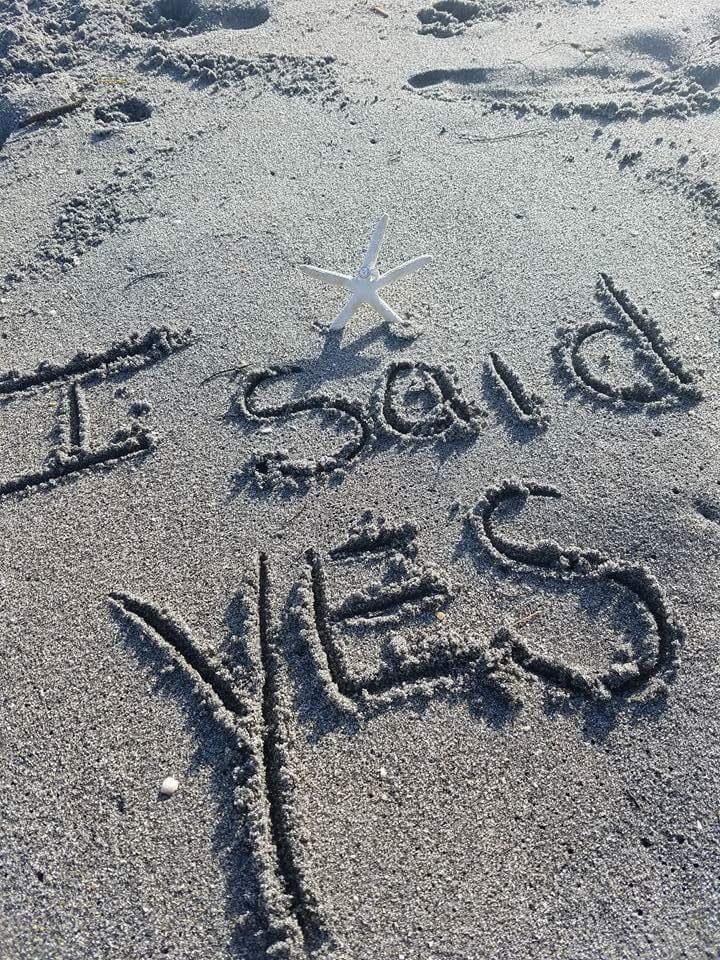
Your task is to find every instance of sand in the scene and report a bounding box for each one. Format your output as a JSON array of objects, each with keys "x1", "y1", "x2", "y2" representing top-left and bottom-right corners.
[{"x1": 1, "y1": 0, "x2": 719, "y2": 957}]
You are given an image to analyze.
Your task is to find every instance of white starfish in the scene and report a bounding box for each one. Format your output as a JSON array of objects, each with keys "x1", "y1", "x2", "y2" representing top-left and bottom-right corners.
[{"x1": 299, "y1": 213, "x2": 432, "y2": 331}]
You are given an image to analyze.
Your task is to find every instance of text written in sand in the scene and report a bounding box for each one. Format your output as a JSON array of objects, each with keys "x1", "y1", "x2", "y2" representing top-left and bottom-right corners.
[
  {"x1": 235, "y1": 272, "x2": 701, "y2": 492},
  {"x1": 0, "y1": 326, "x2": 194, "y2": 500},
  {"x1": 110, "y1": 496, "x2": 684, "y2": 958}
]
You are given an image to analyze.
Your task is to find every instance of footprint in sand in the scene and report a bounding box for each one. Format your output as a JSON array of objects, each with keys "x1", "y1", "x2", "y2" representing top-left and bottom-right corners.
[
  {"x1": 417, "y1": 0, "x2": 603, "y2": 36},
  {"x1": 131, "y1": 0, "x2": 270, "y2": 36},
  {"x1": 417, "y1": 0, "x2": 512, "y2": 38},
  {"x1": 94, "y1": 95, "x2": 153, "y2": 125},
  {"x1": 406, "y1": 55, "x2": 720, "y2": 121},
  {"x1": 0, "y1": 94, "x2": 19, "y2": 150}
]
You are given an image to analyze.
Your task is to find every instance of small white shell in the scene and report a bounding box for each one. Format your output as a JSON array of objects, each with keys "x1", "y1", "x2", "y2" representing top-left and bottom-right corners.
[{"x1": 160, "y1": 776, "x2": 179, "y2": 797}]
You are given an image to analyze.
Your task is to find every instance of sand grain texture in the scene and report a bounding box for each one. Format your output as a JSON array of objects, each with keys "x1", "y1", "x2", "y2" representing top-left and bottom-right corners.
[{"x1": 1, "y1": 0, "x2": 719, "y2": 957}]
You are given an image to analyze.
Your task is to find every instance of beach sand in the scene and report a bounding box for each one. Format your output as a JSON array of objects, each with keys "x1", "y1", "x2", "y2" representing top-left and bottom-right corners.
[{"x1": 1, "y1": 0, "x2": 719, "y2": 957}]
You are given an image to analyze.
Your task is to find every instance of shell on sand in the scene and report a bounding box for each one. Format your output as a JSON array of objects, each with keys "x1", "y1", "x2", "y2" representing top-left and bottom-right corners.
[{"x1": 159, "y1": 776, "x2": 180, "y2": 797}]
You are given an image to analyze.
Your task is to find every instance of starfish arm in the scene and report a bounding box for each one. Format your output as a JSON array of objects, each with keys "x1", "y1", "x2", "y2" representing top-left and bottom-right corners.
[
  {"x1": 370, "y1": 292, "x2": 405, "y2": 327},
  {"x1": 361, "y1": 213, "x2": 389, "y2": 271},
  {"x1": 299, "y1": 264, "x2": 354, "y2": 290},
  {"x1": 375, "y1": 255, "x2": 433, "y2": 290},
  {"x1": 330, "y1": 295, "x2": 360, "y2": 331}
]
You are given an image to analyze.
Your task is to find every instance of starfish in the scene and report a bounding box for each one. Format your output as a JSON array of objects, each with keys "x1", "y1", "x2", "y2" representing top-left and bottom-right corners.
[{"x1": 299, "y1": 213, "x2": 432, "y2": 331}]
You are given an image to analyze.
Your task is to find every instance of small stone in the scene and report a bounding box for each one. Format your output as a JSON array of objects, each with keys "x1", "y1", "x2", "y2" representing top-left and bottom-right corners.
[
  {"x1": 435, "y1": 610, "x2": 445, "y2": 621},
  {"x1": 160, "y1": 776, "x2": 179, "y2": 796},
  {"x1": 379, "y1": 767, "x2": 388, "y2": 779}
]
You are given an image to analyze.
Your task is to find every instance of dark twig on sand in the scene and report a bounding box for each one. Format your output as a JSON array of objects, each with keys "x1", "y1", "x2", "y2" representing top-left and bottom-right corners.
[
  {"x1": 283, "y1": 500, "x2": 310, "y2": 527},
  {"x1": 198, "y1": 365, "x2": 248, "y2": 386},
  {"x1": 459, "y1": 129, "x2": 551, "y2": 145},
  {"x1": 18, "y1": 98, "x2": 86, "y2": 129},
  {"x1": 511, "y1": 609, "x2": 542, "y2": 630},
  {"x1": 123, "y1": 271, "x2": 168, "y2": 291}
]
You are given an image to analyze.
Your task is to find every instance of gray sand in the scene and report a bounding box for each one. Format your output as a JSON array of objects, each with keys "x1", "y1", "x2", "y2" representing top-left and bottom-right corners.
[{"x1": 1, "y1": 0, "x2": 720, "y2": 957}]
